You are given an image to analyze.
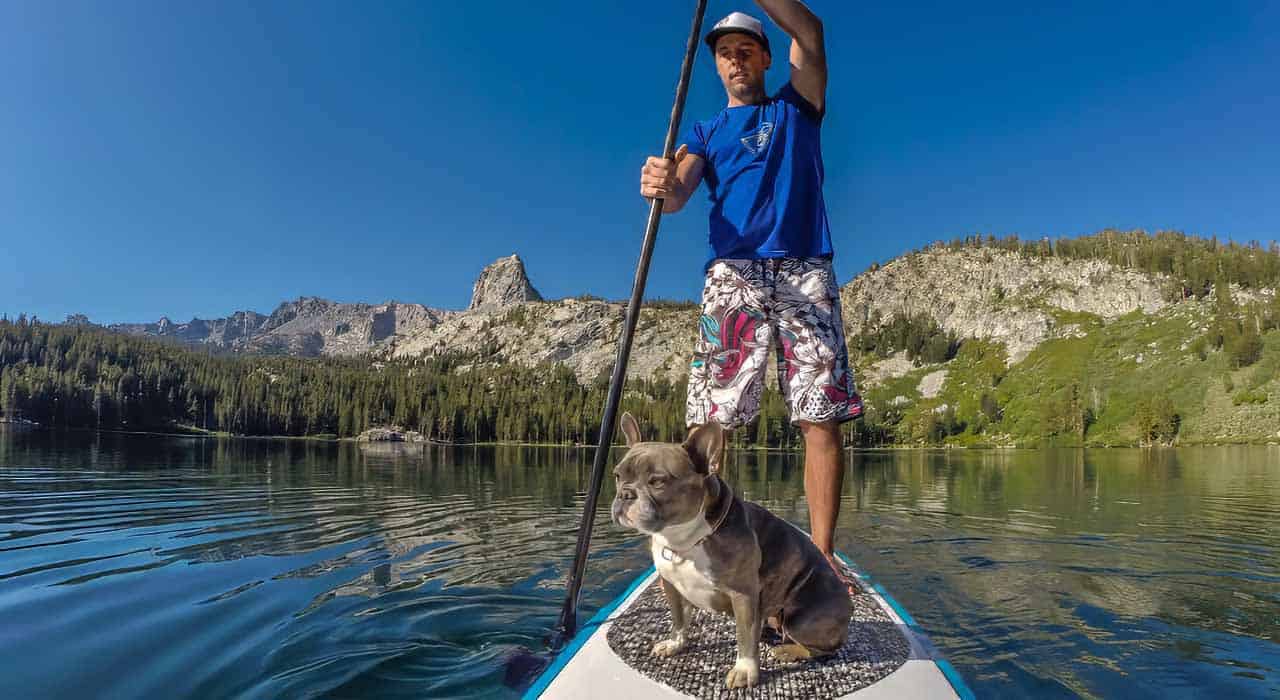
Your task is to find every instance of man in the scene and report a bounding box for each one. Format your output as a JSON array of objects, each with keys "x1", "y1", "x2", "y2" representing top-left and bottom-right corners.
[{"x1": 639, "y1": 1, "x2": 861, "y2": 579}]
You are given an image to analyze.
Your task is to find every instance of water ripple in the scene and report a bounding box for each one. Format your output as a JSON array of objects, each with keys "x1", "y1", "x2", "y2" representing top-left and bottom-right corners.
[{"x1": 0, "y1": 434, "x2": 1277, "y2": 698}]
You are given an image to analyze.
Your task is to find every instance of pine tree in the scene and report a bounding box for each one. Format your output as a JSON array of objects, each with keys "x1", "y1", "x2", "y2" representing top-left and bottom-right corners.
[
  {"x1": 1211, "y1": 275, "x2": 1240, "y2": 350},
  {"x1": 979, "y1": 393, "x2": 1002, "y2": 423},
  {"x1": 1230, "y1": 321, "x2": 1264, "y2": 368},
  {"x1": 0, "y1": 367, "x2": 14, "y2": 419}
]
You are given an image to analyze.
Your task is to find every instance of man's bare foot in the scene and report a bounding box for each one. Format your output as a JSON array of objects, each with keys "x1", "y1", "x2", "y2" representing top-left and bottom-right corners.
[{"x1": 821, "y1": 551, "x2": 859, "y2": 595}]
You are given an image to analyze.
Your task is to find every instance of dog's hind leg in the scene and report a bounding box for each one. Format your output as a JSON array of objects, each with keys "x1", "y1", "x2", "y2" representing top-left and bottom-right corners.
[
  {"x1": 770, "y1": 643, "x2": 824, "y2": 663},
  {"x1": 769, "y1": 611, "x2": 845, "y2": 663},
  {"x1": 770, "y1": 618, "x2": 845, "y2": 663},
  {"x1": 771, "y1": 581, "x2": 852, "y2": 662},
  {"x1": 652, "y1": 577, "x2": 692, "y2": 657}
]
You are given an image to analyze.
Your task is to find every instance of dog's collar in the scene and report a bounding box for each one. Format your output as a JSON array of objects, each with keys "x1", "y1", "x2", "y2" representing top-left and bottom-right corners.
[
  {"x1": 702, "y1": 473, "x2": 734, "y2": 534},
  {"x1": 660, "y1": 474, "x2": 734, "y2": 562}
]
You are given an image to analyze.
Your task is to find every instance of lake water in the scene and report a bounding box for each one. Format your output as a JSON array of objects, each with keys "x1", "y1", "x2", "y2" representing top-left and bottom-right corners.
[{"x1": 0, "y1": 429, "x2": 1277, "y2": 699}]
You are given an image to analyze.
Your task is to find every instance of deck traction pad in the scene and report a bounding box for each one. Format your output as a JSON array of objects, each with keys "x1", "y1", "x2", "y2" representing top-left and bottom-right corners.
[{"x1": 605, "y1": 568, "x2": 912, "y2": 699}]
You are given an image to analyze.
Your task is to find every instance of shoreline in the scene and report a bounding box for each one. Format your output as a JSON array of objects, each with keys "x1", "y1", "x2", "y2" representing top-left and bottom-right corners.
[{"x1": 3, "y1": 424, "x2": 1277, "y2": 449}]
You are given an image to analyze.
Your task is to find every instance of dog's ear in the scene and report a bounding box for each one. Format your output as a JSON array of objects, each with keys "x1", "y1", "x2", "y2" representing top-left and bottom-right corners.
[
  {"x1": 682, "y1": 422, "x2": 724, "y2": 475},
  {"x1": 619, "y1": 412, "x2": 642, "y2": 447}
]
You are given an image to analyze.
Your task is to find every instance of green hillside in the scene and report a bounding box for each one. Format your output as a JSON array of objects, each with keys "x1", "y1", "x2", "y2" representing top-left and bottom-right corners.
[{"x1": 856, "y1": 296, "x2": 1280, "y2": 447}]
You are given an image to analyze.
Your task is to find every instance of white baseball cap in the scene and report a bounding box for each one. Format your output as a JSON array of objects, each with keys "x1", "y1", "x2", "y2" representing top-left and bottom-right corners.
[{"x1": 704, "y1": 12, "x2": 771, "y2": 55}]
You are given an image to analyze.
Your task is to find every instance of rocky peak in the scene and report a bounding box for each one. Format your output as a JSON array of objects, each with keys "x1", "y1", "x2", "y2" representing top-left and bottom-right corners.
[
  {"x1": 468, "y1": 255, "x2": 542, "y2": 311},
  {"x1": 267, "y1": 297, "x2": 336, "y2": 328}
]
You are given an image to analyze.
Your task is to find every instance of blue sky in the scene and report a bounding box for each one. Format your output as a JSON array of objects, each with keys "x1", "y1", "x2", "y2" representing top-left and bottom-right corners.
[{"x1": 3, "y1": 1, "x2": 1277, "y2": 323}]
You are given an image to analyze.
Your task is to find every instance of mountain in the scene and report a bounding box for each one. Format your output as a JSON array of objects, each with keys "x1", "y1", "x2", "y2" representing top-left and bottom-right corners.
[
  {"x1": 107, "y1": 254, "x2": 694, "y2": 382},
  {"x1": 838, "y1": 241, "x2": 1278, "y2": 446},
  {"x1": 106, "y1": 255, "x2": 546, "y2": 357},
  {"x1": 840, "y1": 246, "x2": 1170, "y2": 362},
  {"x1": 82, "y1": 231, "x2": 1280, "y2": 445},
  {"x1": 468, "y1": 254, "x2": 542, "y2": 310},
  {"x1": 109, "y1": 297, "x2": 452, "y2": 357}
]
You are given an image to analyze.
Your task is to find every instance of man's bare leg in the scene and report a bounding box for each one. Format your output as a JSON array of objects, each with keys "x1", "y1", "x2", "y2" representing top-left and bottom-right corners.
[{"x1": 799, "y1": 420, "x2": 854, "y2": 589}]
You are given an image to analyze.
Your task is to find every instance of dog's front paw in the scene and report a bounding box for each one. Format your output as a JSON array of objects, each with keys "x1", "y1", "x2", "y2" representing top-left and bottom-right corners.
[
  {"x1": 725, "y1": 658, "x2": 759, "y2": 688},
  {"x1": 651, "y1": 637, "x2": 686, "y2": 657}
]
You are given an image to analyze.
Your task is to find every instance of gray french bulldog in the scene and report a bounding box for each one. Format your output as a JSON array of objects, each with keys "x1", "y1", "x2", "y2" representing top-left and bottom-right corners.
[{"x1": 610, "y1": 412, "x2": 851, "y2": 689}]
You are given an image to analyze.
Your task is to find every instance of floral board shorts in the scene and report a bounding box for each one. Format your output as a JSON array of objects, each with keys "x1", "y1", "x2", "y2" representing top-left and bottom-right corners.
[{"x1": 685, "y1": 257, "x2": 863, "y2": 429}]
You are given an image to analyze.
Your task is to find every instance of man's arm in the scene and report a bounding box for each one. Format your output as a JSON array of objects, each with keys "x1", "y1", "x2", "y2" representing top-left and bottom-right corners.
[
  {"x1": 640, "y1": 145, "x2": 706, "y2": 214},
  {"x1": 754, "y1": 0, "x2": 827, "y2": 112}
]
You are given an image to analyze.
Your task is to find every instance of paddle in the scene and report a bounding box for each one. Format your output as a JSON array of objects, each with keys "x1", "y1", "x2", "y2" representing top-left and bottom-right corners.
[{"x1": 503, "y1": 0, "x2": 708, "y2": 690}]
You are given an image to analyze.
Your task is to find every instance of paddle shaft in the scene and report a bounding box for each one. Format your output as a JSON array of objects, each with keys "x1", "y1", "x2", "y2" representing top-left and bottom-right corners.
[{"x1": 551, "y1": 0, "x2": 708, "y2": 647}]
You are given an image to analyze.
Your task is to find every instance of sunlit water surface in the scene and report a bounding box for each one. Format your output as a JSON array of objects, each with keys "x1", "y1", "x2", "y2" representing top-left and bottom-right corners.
[{"x1": 0, "y1": 429, "x2": 1277, "y2": 698}]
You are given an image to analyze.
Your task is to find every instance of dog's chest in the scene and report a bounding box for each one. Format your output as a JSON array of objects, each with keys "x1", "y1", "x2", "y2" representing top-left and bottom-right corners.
[{"x1": 651, "y1": 539, "x2": 723, "y2": 612}]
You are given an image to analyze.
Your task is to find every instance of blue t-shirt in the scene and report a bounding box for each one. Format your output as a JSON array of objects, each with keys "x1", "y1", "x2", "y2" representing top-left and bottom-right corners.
[{"x1": 682, "y1": 82, "x2": 833, "y2": 269}]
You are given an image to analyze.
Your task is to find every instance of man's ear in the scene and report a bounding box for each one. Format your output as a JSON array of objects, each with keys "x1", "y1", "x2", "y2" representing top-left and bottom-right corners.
[
  {"x1": 682, "y1": 422, "x2": 724, "y2": 474},
  {"x1": 620, "y1": 412, "x2": 642, "y2": 447}
]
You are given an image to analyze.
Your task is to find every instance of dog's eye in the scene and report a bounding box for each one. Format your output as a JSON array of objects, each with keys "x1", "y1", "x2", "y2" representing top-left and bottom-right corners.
[{"x1": 648, "y1": 476, "x2": 666, "y2": 488}]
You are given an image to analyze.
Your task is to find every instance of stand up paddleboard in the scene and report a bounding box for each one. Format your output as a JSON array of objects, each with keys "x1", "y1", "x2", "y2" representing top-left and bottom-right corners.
[
  {"x1": 522, "y1": 3, "x2": 970, "y2": 697},
  {"x1": 524, "y1": 552, "x2": 974, "y2": 699}
]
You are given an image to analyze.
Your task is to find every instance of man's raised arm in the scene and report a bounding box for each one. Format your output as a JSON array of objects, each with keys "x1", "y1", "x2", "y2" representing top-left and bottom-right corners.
[{"x1": 754, "y1": 0, "x2": 827, "y2": 112}]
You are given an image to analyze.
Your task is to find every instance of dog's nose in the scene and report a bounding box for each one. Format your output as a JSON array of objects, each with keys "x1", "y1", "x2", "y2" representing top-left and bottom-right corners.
[{"x1": 619, "y1": 486, "x2": 637, "y2": 501}]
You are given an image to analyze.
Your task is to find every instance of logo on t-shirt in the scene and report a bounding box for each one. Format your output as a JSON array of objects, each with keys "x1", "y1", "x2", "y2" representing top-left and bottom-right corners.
[{"x1": 740, "y1": 121, "x2": 774, "y2": 156}]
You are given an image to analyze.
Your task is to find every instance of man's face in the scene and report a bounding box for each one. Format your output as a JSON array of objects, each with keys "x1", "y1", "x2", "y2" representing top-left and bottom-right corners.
[{"x1": 714, "y1": 33, "x2": 770, "y2": 100}]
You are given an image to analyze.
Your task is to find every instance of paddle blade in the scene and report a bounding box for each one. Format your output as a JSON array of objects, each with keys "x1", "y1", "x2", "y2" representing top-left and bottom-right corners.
[{"x1": 502, "y1": 647, "x2": 551, "y2": 691}]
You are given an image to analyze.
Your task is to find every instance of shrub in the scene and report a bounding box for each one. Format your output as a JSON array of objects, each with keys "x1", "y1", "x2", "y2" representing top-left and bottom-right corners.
[
  {"x1": 1188, "y1": 335, "x2": 1208, "y2": 361},
  {"x1": 646, "y1": 298, "x2": 699, "y2": 311},
  {"x1": 1232, "y1": 389, "x2": 1268, "y2": 406},
  {"x1": 1227, "y1": 327, "x2": 1263, "y2": 367},
  {"x1": 1134, "y1": 394, "x2": 1180, "y2": 445},
  {"x1": 1248, "y1": 353, "x2": 1279, "y2": 390}
]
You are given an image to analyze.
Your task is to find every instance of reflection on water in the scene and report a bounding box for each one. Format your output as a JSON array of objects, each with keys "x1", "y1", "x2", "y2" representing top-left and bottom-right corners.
[
  {"x1": 0, "y1": 430, "x2": 1276, "y2": 698},
  {"x1": 839, "y1": 448, "x2": 1280, "y2": 699}
]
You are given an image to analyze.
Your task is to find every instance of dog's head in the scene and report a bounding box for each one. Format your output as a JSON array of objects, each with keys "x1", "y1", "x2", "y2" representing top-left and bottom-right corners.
[{"x1": 610, "y1": 412, "x2": 724, "y2": 534}]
